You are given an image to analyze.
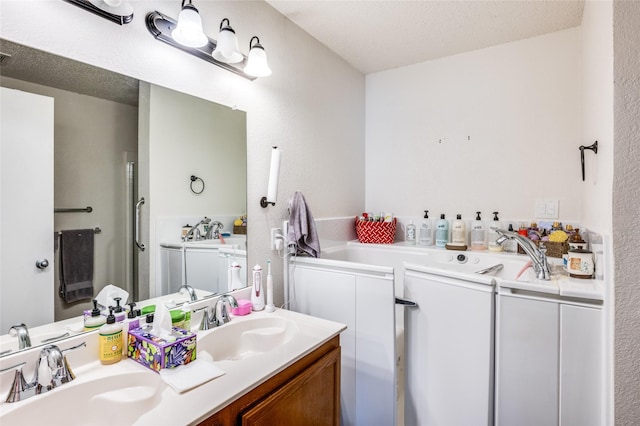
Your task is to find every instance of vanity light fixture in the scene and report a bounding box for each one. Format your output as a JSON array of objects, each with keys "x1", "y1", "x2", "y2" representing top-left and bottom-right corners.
[
  {"x1": 211, "y1": 19, "x2": 243, "y2": 64},
  {"x1": 63, "y1": 0, "x2": 133, "y2": 25},
  {"x1": 261, "y1": 146, "x2": 281, "y2": 208},
  {"x1": 245, "y1": 37, "x2": 272, "y2": 77},
  {"x1": 171, "y1": 0, "x2": 208, "y2": 48},
  {"x1": 146, "y1": 9, "x2": 270, "y2": 80}
]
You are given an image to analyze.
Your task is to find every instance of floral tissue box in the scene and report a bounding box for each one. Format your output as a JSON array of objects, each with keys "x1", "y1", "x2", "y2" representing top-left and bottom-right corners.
[{"x1": 127, "y1": 326, "x2": 197, "y2": 372}]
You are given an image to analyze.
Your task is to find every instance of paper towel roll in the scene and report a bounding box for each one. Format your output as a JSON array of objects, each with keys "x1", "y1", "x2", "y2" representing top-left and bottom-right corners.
[{"x1": 266, "y1": 146, "x2": 280, "y2": 203}]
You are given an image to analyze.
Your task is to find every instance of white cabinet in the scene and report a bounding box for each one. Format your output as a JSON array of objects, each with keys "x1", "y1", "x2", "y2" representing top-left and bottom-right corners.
[{"x1": 496, "y1": 292, "x2": 603, "y2": 426}]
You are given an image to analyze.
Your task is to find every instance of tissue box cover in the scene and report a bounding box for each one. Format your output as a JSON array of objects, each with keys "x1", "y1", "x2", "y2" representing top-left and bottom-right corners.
[{"x1": 127, "y1": 326, "x2": 197, "y2": 372}]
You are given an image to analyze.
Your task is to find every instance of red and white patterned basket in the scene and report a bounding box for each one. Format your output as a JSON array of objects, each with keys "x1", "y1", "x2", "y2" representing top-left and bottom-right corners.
[{"x1": 355, "y1": 217, "x2": 397, "y2": 244}]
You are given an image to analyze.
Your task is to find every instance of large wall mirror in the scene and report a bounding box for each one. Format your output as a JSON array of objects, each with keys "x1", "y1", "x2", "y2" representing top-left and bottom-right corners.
[{"x1": 0, "y1": 38, "x2": 248, "y2": 357}]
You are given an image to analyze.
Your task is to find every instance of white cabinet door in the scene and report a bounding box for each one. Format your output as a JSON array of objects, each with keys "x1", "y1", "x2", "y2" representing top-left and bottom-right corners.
[
  {"x1": 404, "y1": 270, "x2": 495, "y2": 426},
  {"x1": 496, "y1": 294, "x2": 559, "y2": 426},
  {"x1": 560, "y1": 304, "x2": 603, "y2": 426},
  {"x1": 1, "y1": 88, "x2": 55, "y2": 330}
]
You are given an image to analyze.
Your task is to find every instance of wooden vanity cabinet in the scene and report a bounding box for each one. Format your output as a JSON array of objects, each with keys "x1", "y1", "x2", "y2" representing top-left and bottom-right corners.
[{"x1": 199, "y1": 336, "x2": 341, "y2": 426}]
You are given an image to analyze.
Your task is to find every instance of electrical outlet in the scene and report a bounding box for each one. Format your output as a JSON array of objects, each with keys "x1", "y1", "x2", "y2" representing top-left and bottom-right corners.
[{"x1": 271, "y1": 227, "x2": 283, "y2": 250}]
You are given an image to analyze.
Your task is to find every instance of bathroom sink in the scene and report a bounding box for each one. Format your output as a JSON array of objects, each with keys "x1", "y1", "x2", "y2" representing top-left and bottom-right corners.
[
  {"x1": 198, "y1": 315, "x2": 299, "y2": 361},
  {"x1": 0, "y1": 370, "x2": 164, "y2": 425}
]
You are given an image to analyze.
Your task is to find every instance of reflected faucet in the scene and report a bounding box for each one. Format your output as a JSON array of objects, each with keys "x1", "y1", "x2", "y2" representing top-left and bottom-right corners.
[
  {"x1": 494, "y1": 228, "x2": 551, "y2": 280},
  {"x1": 180, "y1": 284, "x2": 198, "y2": 302},
  {"x1": 9, "y1": 324, "x2": 31, "y2": 350},
  {"x1": 183, "y1": 217, "x2": 211, "y2": 241},
  {"x1": 200, "y1": 295, "x2": 238, "y2": 330}
]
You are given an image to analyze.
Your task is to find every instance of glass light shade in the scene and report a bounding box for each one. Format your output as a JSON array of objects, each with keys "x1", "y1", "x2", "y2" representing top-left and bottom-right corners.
[
  {"x1": 171, "y1": 4, "x2": 208, "y2": 48},
  {"x1": 245, "y1": 38, "x2": 272, "y2": 77},
  {"x1": 212, "y1": 23, "x2": 243, "y2": 64},
  {"x1": 88, "y1": 0, "x2": 133, "y2": 16}
]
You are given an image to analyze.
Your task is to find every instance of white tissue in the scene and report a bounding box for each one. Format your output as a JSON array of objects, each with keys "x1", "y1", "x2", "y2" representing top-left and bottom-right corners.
[
  {"x1": 95, "y1": 284, "x2": 129, "y2": 310},
  {"x1": 151, "y1": 303, "x2": 173, "y2": 341},
  {"x1": 159, "y1": 351, "x2": 225, "y2": 393}
]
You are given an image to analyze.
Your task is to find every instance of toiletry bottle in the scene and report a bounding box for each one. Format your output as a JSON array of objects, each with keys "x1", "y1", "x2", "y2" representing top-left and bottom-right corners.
[
  {"x1": 230, "y1": 262, "x2": 243, "y2": 291},
  {"x1": 471, "y1": 212, "x2": 487, "y2": 250},
  {"x1": 435, "y1": 214, "x2": 449, "y2": 247},
  {"x1": 85, "y1": 299, "x2": 106, "y2": 331},
  {"x1": 450, "y1": 214, "x2": 467, "y2": 247},
  {"x1": 122, "y1": 302, "x2": 139, "y2": 357},
  {"x1": 406, "y1": 220, "x2": 417, "y2": 245},
  {"x1": 265, "y1": 260, "x2": 275, "y2": 313},
  {"x1": 517, "y1": 223, "x2": 528, "y2": 254},
  {"x1": 99, "y1": 307, "x2": 123, "y2": 365},
  {"x1": 112, "y1": 297, "x2": 126, "y2": 323},
  {"x1": 487, "y1": 211, "x2": 504, "y2": 252},
  {"x1": 181, "y1": 302, "x2": 192, "y2": 332},
  {"x1": 419, "y1": 210, "x2": 433, "y2": 246},
  {"x1": 252, "y1": 264, "x2": 265, "y2": 311},
  {"x1": 505, "y1": 224, "x2": 517, "y2": 252}
]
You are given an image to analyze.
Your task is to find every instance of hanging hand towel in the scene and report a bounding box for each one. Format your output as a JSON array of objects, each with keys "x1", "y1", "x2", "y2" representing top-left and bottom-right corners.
[
  {"x1": 287, "y1": 191, "x2": 320, "y2": 258},
  {"x1": 59, "y1": 229, "x2": 95, "y2": 303}
]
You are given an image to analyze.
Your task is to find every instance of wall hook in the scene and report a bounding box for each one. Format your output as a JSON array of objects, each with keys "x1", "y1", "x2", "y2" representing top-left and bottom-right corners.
[{"x1": 579, "y1": 141, "x2": 598, "y2": 181}]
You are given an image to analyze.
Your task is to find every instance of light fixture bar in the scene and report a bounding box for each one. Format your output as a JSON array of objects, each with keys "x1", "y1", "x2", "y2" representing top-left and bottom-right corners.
[
  {"x1": 63, "y1": 0, "x2": 133, "y2": 25},
  {"x1": 146, "y1": 11, "x2": 256, "y2": 81}
]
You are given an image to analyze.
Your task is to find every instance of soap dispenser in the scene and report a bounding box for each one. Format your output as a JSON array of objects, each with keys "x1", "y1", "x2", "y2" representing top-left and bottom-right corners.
[
  {"x1": 84, "y1": 299, "x2": 106, "y2": 331},
  {"x1": 435, "y1": 214, "x2": 449, "y2": 247},
  {"x1": 419, "y1": 210, "x2": 433, "y2": 246},
  {"x1": 406, "y1": 220, "x2": 417, "y2": 245},
  {"x1": 471, "y1": 212, "x2": 487, "y2": 251},
  {"x1": 122, "y1": 302, "x2": 139, "y2": 357},
  {"x1": 487, "y1": 211, "x2": 504, "y2": 252},
  {"x1": 99, "y1": 307, "x2": 123, "y2": 365},
  {"x1": 447, "y1": 214, "x2": 468, "y2": 250}
]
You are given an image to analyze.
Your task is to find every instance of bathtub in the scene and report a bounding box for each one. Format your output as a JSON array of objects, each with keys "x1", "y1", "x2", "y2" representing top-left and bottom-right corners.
[{"x1": 288, "y1": 241, "x2": 529, "y2": 426}]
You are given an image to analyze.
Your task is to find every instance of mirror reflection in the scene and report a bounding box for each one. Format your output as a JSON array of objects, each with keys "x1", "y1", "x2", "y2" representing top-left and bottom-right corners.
[{"x1": 0, "y1": 38, "x2": 248, "y2": 357}]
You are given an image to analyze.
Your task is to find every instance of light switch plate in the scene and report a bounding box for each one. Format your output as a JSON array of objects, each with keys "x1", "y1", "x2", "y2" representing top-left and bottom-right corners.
[{"x1": 534, "y1": 199, "x2": 559, "y2": 219}]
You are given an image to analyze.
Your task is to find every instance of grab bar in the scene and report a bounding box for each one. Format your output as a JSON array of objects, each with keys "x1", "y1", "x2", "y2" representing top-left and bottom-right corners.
[
  {"x1": 56, "y1": 227, "x2": 101, "y2": 236},
  {"x1": 135, "y1": 197, "x2": 146, "y2": 251},
  {"x1": 54, "y1": 206, "x2": 93, "y2": 213}
]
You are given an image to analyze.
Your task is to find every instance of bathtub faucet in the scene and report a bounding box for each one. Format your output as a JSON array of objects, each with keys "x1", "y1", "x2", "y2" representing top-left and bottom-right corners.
[
  {"x1": 183, "y1": 217, "x2": 211, "y2": 241},
  {"x1": 494, "y1": 228, "x2": 550, "y2": 280},
  {"x1": 205, "y1": 221, "x2": 224, "y2": 239}
]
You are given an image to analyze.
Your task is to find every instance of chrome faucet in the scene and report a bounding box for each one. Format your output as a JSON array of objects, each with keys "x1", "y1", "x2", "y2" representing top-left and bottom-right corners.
[
  {"x1": 180, "y1": 284, "x2": 198, "y2": 302},
  {"x1": 34, "y1": 342, "x2": 86, "y2": 394},
  {"x1": 183, "y1": 217, "x2": 211, "y2": 241},
  {"x1": 200, "y1": 295, "x2": 238, "y2": 330},
  {"x1": 494, "y1": 228, "x2": 551, "y2": 280},
  {"x1": 9, "y1": 324, "x2": 31, "y2": 350},
  {"x1": 1, "y1": 342, "x2": 86, "y2": 403},
  {"x1": 205, "y1": 221, "x2": 224, "y2": 239}
]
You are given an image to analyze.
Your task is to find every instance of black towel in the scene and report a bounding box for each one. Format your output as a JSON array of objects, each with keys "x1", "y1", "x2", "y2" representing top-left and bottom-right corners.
[{"x1": 59, "y1": 229, "x2": 94, "y2": 303}]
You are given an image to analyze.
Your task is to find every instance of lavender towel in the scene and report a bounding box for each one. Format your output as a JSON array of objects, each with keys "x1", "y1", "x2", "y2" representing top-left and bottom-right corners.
[
  {"x1": 59, "y1": 229, "x2": 94, "y2": 303},
  {"x1": 287, "y1": 191, "x2": 320, "y2": 258}
]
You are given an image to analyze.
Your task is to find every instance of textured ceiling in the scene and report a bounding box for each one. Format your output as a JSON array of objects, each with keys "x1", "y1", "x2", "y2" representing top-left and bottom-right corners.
[
  {"x1": 0, "y1": 39, "x2": 139, "y2": 106},
  {"x1": 266, "y1": 0, "x2": 585, "y2": 74}
]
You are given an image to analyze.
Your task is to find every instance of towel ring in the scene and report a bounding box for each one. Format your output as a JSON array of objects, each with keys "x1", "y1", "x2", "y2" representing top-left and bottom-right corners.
[{"x1": 190, "y1": 175, "x2": 205, "y2": 194}]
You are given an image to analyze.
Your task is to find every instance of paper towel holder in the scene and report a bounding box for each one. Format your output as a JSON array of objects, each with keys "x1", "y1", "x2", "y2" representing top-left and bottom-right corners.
[{"x1": 260, "y1": 146, "x2": 280, "y2": 208}]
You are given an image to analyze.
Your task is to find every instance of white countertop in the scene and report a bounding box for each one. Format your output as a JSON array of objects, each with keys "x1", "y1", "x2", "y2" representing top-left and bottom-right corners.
[{"x1": 0, "y1": 307, "x2": 346, "y2": 425}]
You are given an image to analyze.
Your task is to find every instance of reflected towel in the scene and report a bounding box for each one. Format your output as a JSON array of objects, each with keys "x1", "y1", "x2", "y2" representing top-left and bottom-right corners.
[
  {"x1": 59, "y1": 229, "x2": 94, "y2": 303},
  {"x1": 287, "y1": 191, "x2": 320, "y2": 258}
]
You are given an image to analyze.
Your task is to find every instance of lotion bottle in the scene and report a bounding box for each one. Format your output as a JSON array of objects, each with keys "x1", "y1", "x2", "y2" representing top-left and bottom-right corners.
[
  {"x1": 251, "y1": 264, "x2": 265, "y2": 311},
  {"x1": 418, "y1": 210, "x2": 433, "y2": 246},
  {"x1": 122, "y1": 303, "x2": 139, "y2": 357},
  {"x1": 99, "y1": 307, "x2": 123, "y2": 365},
  {"x1": 435, "y1": 214, "x2": 449, "y2": 247},
  {"x1": 471, "y1": 212, "x2": 487, "y2": 251},
  {"x1": 406, "y1": 220, "x2": 417, "y2": 245},
  {"x1": 487, "y1": 211, "x2": 504, "y2": 252},
  {"x1": 450, "y1": 214, "x2": 467, "y2": 247}
]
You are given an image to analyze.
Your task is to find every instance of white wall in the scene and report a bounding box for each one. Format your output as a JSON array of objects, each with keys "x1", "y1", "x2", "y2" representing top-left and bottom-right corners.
[
  {"x1": 366, "y1": 28, "x2": 582, "y2": 223},
  {"x1": 0, "y1": 0, "x2": 366, "y2": 305},
  {"x1": 581, "y1": 1, "x2": 614, "y2": 233},
  {"x1": 1, "y1": 76, "x2": 138, "y2": 321}
]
